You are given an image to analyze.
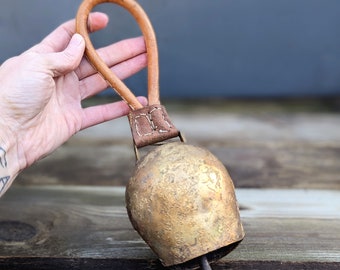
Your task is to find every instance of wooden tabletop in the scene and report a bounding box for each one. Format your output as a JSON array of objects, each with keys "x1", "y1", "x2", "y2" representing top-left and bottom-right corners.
[
  {"x1": 0, "y1": 186, "x2": 339, "y2": 269},
  {"x1": 0, "y1": 99, "x2": 339, "y2": 269}
]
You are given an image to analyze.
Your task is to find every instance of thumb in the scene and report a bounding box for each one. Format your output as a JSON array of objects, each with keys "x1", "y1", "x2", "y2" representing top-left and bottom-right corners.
[{"x1": 47, "y1": 34, "x2": 85, "y2": 77}]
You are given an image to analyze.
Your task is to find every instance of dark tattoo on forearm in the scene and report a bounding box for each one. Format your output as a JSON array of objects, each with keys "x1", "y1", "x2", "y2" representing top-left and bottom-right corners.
[
  {"x1": 0, "y1": 147, "x2": 10, "y2": 194},
  {"x1": 0, "y1": 176, "x2": 10, "y2": 193},
  {"x1": 0, "y1": 147, "x2": 7, "y2": 168}
]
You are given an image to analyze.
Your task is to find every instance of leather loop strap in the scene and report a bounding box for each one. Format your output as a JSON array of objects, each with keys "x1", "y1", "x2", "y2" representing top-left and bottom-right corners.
[
  {"x1": 76, "y1": 0, "x2": 180, "y2": 148},
  {"x1": 76, "y1": 0, "x2": 159, "y2": 110},
  {"x1": 128, "y1": 105, "x2": 179, "y2": 148}
]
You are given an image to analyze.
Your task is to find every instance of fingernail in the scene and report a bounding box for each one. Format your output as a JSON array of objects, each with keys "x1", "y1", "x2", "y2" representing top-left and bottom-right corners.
[{"x1": 70, "y1": 33, "x2": 84, "y2": 46}]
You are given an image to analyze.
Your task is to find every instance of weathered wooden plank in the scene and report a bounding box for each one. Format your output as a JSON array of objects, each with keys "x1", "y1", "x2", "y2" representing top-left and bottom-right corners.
[
  {"x1": 0, "y1": 258, "x2": 339, "y2": 270},
  {"x1": 18, "y1": 139, "x2": 340, "y2": 189},
  {"x1": 0, "y1": 186, "x2": 339, "y2": 269},
  {"x1": 16, "y1": 103, "x2": 340, "y2": 189},
  {"x1": 237, "y1": 189, "x2": 340, "y2": 219}
]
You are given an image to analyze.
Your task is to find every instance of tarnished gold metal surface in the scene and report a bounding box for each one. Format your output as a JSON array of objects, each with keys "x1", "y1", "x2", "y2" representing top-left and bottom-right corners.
[{"x1": 126, "y1": 142, "x2": 245, "y2": 267}]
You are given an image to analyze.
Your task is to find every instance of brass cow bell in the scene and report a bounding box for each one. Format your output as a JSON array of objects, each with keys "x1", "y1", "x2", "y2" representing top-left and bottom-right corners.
[
  {"x1": 76, "y1": 0, "x2": 245, "y2": 268},
  {"x1": 126, "y1": 142, "x2": 245, "y2": 267}
]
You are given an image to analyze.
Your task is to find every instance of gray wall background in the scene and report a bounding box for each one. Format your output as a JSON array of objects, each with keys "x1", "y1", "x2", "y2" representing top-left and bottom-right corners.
[{"x1": 1, "y1": 0, "x2": 340, "y2": 98}]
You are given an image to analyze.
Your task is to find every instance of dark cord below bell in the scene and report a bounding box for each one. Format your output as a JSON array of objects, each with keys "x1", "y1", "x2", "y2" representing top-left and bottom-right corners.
[{"x1": 200, "y1": 255, "x2": 212, "y2": 270}]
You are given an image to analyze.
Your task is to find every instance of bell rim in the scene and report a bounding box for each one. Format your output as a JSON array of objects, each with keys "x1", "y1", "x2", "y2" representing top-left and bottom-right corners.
[{"x1": 163, "y1": 238, "x2": 245, "y2": 269}]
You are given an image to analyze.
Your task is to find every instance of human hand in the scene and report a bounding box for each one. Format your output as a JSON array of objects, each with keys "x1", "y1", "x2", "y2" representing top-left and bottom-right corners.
[{"x1": 0, "y1": 12, "x2": 147, "y2": 194}]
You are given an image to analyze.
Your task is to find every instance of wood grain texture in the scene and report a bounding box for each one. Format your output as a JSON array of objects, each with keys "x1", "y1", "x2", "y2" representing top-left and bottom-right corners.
[
  {"x1": 17, "y1": 100, "x2": 340, "y2": 190},
  {"x1": 0, "y1": 186, "x2": 339, "y2": 269}
]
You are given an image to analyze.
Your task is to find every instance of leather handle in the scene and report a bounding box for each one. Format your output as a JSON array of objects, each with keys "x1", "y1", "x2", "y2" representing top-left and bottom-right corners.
[{"x1": 76, "y1": 0, "x2": 160, "y2": 110}]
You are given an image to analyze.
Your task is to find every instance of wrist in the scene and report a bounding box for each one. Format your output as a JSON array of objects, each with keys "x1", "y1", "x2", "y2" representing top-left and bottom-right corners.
[{"x1": 0, "y1": 125, "x2": 24, "y2": 197}]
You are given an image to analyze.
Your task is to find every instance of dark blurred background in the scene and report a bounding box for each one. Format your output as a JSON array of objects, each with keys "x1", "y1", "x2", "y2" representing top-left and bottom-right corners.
[{"x1": 1, "y1": 0, "x2": 340, "y2": 98}]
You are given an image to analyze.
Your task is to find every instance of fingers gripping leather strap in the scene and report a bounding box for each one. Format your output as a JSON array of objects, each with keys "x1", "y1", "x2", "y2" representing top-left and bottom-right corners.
[
  {"x1": 76, "y1": 0, "x2": 181, "y2": 148},
  {"x1": 128, "y1": 105, "x2": 179, "y2": 148}
]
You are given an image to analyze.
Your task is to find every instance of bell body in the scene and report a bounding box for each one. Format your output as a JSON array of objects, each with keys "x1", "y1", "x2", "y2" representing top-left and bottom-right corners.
[{"x1": 126, "y1": 142, "x2": 245, "y2": 267}]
